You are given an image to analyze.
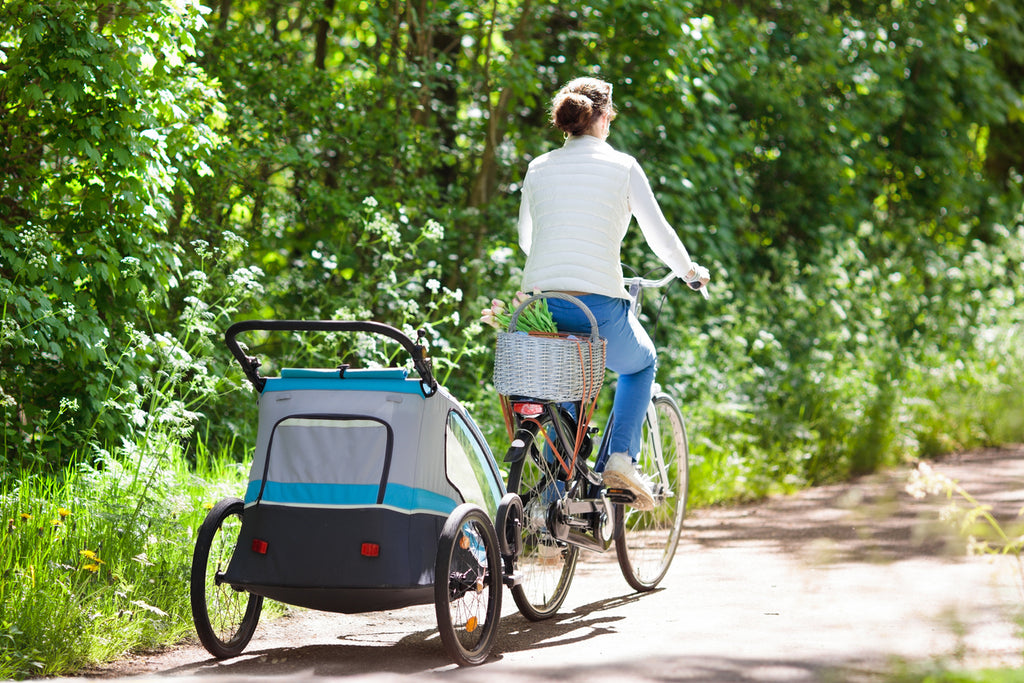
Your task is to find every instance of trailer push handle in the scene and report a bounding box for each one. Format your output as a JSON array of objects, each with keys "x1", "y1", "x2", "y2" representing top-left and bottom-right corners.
[{"x1": 224, "y1": 319, "x2": 438, "y2": 396}]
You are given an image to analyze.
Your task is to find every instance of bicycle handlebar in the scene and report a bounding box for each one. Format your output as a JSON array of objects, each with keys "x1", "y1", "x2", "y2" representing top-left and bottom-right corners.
[{"x1": 624, "y1": 272, "x2": 710, "y2": 300}]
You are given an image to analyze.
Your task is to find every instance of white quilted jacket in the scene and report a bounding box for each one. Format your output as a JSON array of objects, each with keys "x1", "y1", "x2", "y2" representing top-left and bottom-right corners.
[{"x1": 518, "y1": 135, "x2": 694, "y2": 299}]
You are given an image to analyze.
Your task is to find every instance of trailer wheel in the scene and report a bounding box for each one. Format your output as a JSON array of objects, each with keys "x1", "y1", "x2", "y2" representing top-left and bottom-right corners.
[
  {"x1": 191, "y1": 497, "x2": 263, "y2": 658},
  {"x1": 434, "y1": 503, "x2": 502, "y2": 666}
]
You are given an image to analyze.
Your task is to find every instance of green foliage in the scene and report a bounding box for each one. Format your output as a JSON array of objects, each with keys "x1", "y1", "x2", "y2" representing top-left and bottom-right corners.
[
  {"x1": 0, "y1": 0, "x2": 228, "y2": 466},
  {"x1": 669, "y1": 212, "x2": 1024, "y2": 505},
  {"x1": 0, "y1": 443, "x2": 249, "y2": 679},
  {"x1": 1, "y1": 0, "x2": 1022, "y2": 492},
  {"x1": 886, "y1": 664, "x2": 1024, "y2": 683}
]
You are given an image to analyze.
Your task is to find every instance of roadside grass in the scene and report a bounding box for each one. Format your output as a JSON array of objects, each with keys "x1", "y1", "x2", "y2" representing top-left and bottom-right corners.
[
  {"x1": 887, "y1": 665, "x2": 1024, "y2": 682},
  {"x1": 0, "y1": 437, "x2": 250, "y2": 680}
]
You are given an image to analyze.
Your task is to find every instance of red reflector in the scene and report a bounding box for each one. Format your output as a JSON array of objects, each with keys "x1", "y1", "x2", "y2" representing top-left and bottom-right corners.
[
  {"x1": 361, "y1": 542, "x2": 380, "y2": 558},
  {"x1": 251, "y1": 539, "x2": 268, "y2": 555},
  {"x1": 513, "y1": 402, "x2": 544, "y2": 417}
]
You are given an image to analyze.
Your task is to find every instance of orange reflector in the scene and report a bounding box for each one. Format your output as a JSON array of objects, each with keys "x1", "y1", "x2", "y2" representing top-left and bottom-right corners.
[
  {"x1": 361, "y1": 542, "x2": 380, "y2": 557},
  {"x1": 513, "y1": 402, "x2": 543, "y2": 416},
  {"x1": 251, "y1": 539, "x2": 268, "y2": 555}
]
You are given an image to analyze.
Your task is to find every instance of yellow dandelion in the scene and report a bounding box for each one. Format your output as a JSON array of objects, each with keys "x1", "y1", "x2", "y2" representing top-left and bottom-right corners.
[
  {"x1": 19, "y1": 512, "x2": 32, "y2": 521},
  {"x1": 58, "y1": 508, "x2": 71, "y2": 518},
  {"x1": 83, "y1": 563, "x2": 100, "y2": 573},
  {"x1": 202, "y1": 502, "x2": 215, "y2": 510},
  {"x1": 51, "y1": 518, "x2": 62, "y2": 528},
  {"x1": 80, "y1": 549, "x2": 104, "y2": 564}
]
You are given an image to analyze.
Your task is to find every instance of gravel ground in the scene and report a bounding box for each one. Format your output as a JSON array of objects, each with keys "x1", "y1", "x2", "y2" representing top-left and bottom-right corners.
[{"x1": 64, "y1": 446, "x2": 1024, "y2": 683}]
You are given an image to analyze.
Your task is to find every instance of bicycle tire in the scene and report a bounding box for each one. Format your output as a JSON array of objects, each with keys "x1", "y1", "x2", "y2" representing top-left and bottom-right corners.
[
  {"x1": 190, "y1": 497, "x2": 263, "y2": 658},
  {"x1": 615, "y1": 393, "x2": 689, "y2": 591},
  {"x1": 506, "y1": 408, "x2": 580, "y2": 620},
  {"x1": 434, "y1": 504, "x2": 503, "y2": 666}
]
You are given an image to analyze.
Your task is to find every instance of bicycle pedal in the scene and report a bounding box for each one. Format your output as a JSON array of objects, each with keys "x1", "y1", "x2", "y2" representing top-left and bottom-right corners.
[{"x1": 605, "y1": 487, "x2": 637, "y2": 504}]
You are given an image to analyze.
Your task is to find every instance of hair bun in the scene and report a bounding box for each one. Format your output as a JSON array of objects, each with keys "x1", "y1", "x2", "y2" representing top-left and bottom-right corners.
[
  {"x1": 552, "y1": 92, "x2": 595, "y2": 136},
  {"x1": 549, "y1": 77, "x2": 614, "y2": 136}
]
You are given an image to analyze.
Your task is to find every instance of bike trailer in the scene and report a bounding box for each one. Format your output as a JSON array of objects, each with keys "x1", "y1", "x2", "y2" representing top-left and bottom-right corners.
[{"x1": 219, "y1": 321, "x2": 505, "y2": 614}]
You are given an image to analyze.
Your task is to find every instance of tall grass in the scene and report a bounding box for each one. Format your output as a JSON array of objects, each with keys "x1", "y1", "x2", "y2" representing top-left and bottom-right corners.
[
  {"x1": 0, "y1": 437, "x2": 249, "y2": 679},
  {"x1": 0, "y1": 251, "x2": 261, "y2": 679}
]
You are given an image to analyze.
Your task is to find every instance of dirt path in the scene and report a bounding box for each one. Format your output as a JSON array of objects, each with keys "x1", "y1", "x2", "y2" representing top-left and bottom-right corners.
[{"x1": 73, "y1": 447, "x2": 1024, "y2": 682}]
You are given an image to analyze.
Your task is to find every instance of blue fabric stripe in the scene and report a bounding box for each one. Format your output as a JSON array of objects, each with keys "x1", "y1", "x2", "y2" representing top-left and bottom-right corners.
[
  {"x1": 382, "y1": 485, "x2": 458, "y2": 515},
  {"x1": 262, "y1": 377, "x2": 423, "y2": 394},
  {"x1": 244, "y1": 479, "x2": 262, "y2": 504},
  {"x1": 280, "y1": 368, "x2": 409, "y2": 380},
  {"x1": 245, "y1": 480, "x2": 458, "y2": 515},
  {"x1": 248, "y1": 481, "x2": 379, "y2": 506}
]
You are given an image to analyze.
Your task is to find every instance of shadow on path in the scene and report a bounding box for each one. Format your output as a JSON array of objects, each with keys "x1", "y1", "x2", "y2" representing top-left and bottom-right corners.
[
  {"x1": 683, "y1": 446, "x2": 1024, "y2": 565},
  {"x1": 145, "y1": 592, "x2": 650, "y2": 679}
]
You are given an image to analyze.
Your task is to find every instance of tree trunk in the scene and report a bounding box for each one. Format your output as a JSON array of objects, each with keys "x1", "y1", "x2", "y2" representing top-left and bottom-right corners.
[
  {"x1": 314, "y1": 0, "x2": 336, "y2": 70},
  {"x1": 468, "y1": 0, "x2": 533, "y2": 209}
]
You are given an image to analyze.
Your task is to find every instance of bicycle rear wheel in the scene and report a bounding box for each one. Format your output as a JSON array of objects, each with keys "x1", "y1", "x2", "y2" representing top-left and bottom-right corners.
[
  {"x1": 506, "y1": 407, "x2": 580, "y2": 620},
  {"x1": 615, "y1": 393, "x2": 689, "y2": 591}
]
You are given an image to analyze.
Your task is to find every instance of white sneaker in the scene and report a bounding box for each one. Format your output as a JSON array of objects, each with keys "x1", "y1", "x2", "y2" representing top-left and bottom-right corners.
[{"x1": 602, "y1": 452, "x2": 655, "y2": 510}]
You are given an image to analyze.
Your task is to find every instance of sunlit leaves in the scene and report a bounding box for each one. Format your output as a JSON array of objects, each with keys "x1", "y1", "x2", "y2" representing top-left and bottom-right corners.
[
  {"x1": 0, "y1": 0, "x2": 228, "y2": 465},
  {"x1": 1, "y1": 0, "x2": 1022, "y2": 481}
]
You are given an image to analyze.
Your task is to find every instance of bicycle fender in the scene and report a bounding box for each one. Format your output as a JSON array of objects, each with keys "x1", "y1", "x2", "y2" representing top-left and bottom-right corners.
[{"x1": 503, "y1": 423, "x2": 541, "y2": 463}]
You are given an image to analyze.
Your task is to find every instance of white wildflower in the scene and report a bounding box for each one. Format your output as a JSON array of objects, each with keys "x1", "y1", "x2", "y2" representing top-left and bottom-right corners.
[{"x1": 422, "y1": 219, "x2": 445, "y2": 241}]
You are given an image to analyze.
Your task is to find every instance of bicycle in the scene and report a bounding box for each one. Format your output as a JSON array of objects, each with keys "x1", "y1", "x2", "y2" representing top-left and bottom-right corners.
[{"x1": 497, "y1": 272, "x2": 703, "y2": 620}]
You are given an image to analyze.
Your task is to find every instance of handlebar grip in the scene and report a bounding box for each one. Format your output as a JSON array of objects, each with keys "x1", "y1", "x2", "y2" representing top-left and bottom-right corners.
[{"x1": 686, "y1": 279, "x2": 710, "y2": 300}]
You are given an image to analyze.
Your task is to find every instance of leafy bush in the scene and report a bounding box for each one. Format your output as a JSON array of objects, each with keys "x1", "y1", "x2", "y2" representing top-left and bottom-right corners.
[
  {"x1": 0, "y1": 0, "x2": 227, "y2": 467},
  {"x1": 662, "y1": 211, "x2": 1024, "y2": 506}
]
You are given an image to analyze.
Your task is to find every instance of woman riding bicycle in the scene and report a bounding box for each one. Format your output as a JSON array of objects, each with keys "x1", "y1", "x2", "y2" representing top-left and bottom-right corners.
[{"x1": 517, "y1": 76, "x2": 710, "y2": 510}]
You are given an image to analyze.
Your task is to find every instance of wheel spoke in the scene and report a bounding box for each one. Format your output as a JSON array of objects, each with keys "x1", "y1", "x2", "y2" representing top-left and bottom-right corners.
[
  {"x1": 435, "y1": 505, "x2": 501, "y2": 666},
  {"x1": 191, "y1": 498, "x2": 262, "y2": 658}
]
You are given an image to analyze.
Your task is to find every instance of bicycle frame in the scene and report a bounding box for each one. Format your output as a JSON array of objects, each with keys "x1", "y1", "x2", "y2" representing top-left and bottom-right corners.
[{"x1": 505, "y1": 400, "x2": 612, "y2": 553}]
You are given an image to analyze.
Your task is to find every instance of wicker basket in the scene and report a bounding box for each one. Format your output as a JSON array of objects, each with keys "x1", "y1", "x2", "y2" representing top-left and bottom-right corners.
[{"x1": 493, "y1": 293, "x2": 606, "y2": 403}]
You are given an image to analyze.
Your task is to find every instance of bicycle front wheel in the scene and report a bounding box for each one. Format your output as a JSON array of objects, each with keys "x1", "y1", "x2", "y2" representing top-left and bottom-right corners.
[
  {"x1": 615, "y1": 393, "x2": 689, "y2": 591},
  {"x1": 506, "y1": 408, "x2": 580, "y2": 620}
]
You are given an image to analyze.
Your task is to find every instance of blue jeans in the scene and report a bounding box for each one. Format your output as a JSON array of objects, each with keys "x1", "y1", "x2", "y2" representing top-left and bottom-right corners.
[{"x1": 546, "y1": 294, "x2": 656, "y2": 466}]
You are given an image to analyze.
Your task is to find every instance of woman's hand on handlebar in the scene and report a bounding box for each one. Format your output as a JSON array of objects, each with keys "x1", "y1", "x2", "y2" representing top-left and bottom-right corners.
[{"x1": 683, "y1": 263, "x2": 711, "y2": 299}]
